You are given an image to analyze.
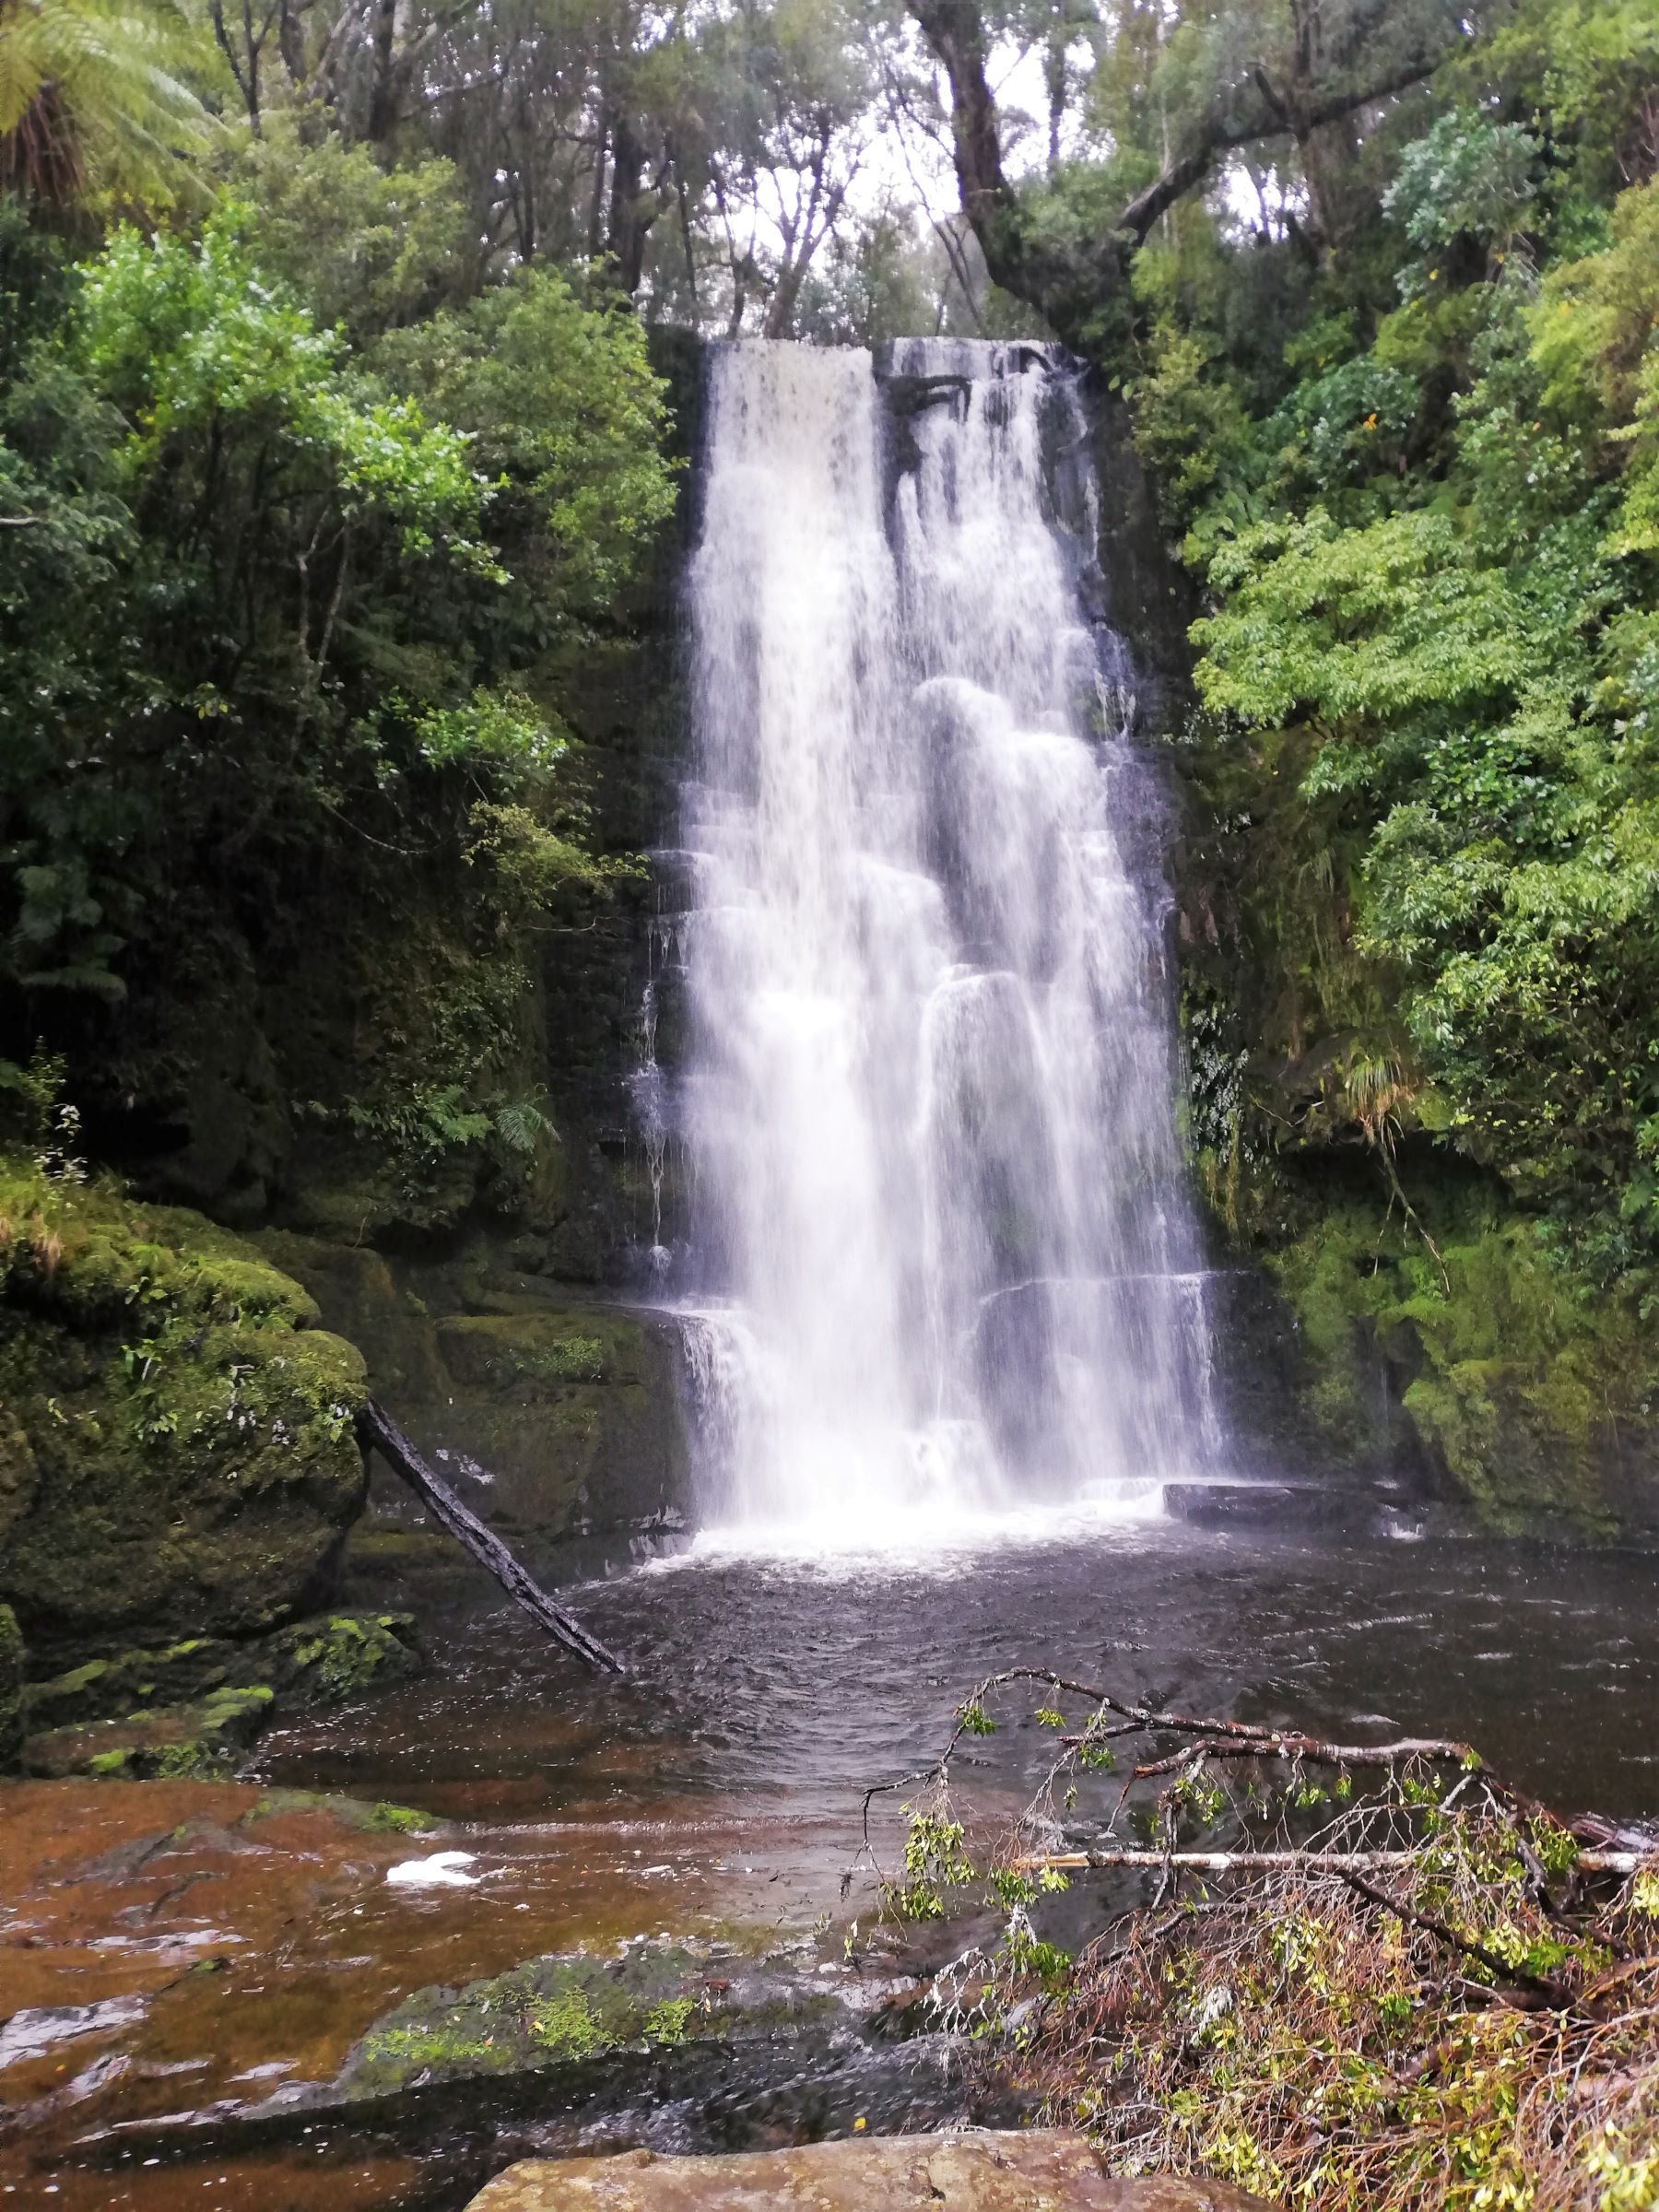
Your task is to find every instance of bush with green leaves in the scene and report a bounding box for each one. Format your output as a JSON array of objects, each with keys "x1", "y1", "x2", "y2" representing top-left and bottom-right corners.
[{"x1": 0, "y1": 169, "x2": 676, "y2": 1209}]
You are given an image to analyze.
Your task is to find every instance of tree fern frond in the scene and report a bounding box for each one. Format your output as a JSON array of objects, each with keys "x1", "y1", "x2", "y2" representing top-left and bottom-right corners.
[{"x1": 0, "y1": 0, "x2": 216, "y2": 206}]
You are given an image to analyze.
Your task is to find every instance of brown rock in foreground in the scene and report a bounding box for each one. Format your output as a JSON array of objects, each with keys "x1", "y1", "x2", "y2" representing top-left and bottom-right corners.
[{"x1": 465, "y1": 2132, "x2": 1276, "y2": 2212}]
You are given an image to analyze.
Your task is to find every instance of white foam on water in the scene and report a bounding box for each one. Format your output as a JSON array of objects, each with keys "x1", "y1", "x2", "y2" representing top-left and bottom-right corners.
[
  {"x1": 642, "y1": 1478, "x2": 1173, "y2": 1580},
  {"x1": 385, "y1": 1851, "x2": 479, "y2": 1889}
]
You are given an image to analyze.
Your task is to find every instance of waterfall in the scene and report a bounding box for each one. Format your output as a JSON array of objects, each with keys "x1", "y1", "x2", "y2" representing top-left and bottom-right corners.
[{"x1": 663, "y1": 337, "x2": 1221, "y2": 1535}]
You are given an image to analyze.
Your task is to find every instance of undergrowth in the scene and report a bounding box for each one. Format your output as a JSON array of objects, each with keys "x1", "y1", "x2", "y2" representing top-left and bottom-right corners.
[{"x1": 865, "y1": 1670, "x2": 1659, "y2": 2211}]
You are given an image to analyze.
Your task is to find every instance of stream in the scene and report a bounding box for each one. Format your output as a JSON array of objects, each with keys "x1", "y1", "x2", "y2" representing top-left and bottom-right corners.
[{"x1": 5, "y1": 1514, "x2": 1657, "y2": 2210}]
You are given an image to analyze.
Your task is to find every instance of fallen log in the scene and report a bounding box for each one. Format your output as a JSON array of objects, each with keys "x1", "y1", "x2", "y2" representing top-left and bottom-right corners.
[{"x1": 358, "y1": 1398, "x2": 624, "y2": 1675}]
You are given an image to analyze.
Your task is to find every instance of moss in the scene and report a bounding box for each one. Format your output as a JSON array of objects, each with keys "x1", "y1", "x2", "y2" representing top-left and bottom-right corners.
[
  {"x1": 243, "y1": 1787, "x2": 440, "y2": 1834},
  {"x1": 338, "y1": 1945, "x2": 724, "y2": 2100},
  {"x1": 352, "y1": 2024, "x2": 501, "y2": 2080},
  {"x1": 265, "y1": 1611, "x2": 421, "y2": 1706},
  {"x1": 1263, "y1": 1192, "x2": 1658, "y2": 1531},
  {"x1": 21, "y1": 1638, "x2": 235, "y2": 1729},
  {"x1": 526, "y1": 1986, "x2": 604, "y2": 2059},
  {"x1": 433, "y1": 1312, "x2": 632, "y2": 1391},
  {"x1": 0, "y1": 1151, "x2": 368, "y2": 1653},
  {"x1": 23, "y1": 1682, "x2": 276, "y2": 1779},
  {"x1": 364, "y1": 1800, "x2": 439, "y2": 1834},
  {"x1": 643, "y1": 1997, "x2": 695, "y2": 2046}
]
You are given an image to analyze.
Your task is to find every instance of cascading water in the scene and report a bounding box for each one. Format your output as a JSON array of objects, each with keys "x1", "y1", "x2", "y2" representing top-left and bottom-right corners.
[{"x1": 660, "y1": 337, "x2": 1221, "y2": 1537}]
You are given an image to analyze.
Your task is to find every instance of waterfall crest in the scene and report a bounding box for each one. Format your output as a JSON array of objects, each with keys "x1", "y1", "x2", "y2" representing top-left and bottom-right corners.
[{"x1": 666, "y1": 338, "x2": 1220, "y2": 1535}]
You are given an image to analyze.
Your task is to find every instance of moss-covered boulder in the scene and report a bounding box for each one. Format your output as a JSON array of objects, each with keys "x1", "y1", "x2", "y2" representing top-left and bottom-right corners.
[
  {"x1": 16, "y1": 1611, "x2": 418, "y2": 1759},
  {"x1": 23, "y1": 1681, "x2": 276, "y2": 1778},
  {"x1": 19, "y1": 1633, "x2": 239, "y2": 1731},
  {"x1": 340, "y1": 1944, "x2": 736, "y2": 2102},
  {"x1": 0, "y1": 1156, "x2": 369, "y2": 1655},
  {"x1": 264, "y1": 1610, "x2": 421, "y2": 1705}
]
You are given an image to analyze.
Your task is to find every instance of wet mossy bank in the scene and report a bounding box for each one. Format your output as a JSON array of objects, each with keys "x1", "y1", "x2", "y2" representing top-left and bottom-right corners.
[{"x1": 0, "y1": 1150, "x2": 687, "y2": 1774}]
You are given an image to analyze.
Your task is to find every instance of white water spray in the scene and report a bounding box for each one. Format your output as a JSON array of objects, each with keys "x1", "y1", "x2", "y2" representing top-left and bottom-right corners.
[{"x1": 665, "y1": 339, "x2": 1220, "y2": 1537}]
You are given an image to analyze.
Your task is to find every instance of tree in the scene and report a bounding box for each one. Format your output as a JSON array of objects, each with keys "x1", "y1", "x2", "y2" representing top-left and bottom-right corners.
[{"x1": 908, "y1": 0, "x2": 1485, "y2": 353}]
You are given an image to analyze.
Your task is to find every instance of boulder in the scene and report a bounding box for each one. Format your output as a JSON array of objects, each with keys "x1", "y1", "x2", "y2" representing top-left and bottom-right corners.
[
  {"x1": 0, "y1": 1157, "x2": 368, "y2": 1655},
  {"x1": 465, "y1": 2135, "x2": 1276, "y2": 2212}
]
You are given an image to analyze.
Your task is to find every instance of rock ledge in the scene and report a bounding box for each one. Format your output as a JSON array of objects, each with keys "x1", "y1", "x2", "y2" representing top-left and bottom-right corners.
[{"x1": 465, "y1": 2131, "x2": 1274, "y2": 2211}]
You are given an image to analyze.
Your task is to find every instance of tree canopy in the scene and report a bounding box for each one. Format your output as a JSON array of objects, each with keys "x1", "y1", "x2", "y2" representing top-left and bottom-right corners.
[{"x1": 1, "y1": 0, "x2": 1657, "y2": 1271}]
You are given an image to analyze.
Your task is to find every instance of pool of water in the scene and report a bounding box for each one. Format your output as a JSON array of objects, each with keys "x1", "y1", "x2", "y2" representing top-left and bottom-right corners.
[
  {"x1": 6, "y1": 1515, "x2": 1657, "y2": 2210},
  {"x1": 273, "y1": 1516, "x2": 1659, "y2": 1822}
]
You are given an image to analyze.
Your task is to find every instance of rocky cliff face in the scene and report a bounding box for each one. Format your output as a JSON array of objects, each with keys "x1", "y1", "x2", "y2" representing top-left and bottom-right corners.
[{"x1": 258, "y1": 1229, "x2": 688, "y2": 1572}]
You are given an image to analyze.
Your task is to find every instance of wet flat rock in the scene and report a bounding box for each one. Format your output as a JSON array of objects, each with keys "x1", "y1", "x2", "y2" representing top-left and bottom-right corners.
[{"x1": 466, "y1": 2132, "x2": 1275, "y2": 2211}]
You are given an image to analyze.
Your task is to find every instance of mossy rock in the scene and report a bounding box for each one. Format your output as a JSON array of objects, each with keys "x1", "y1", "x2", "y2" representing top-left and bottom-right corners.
[
  {"x1": 0, "y1": 1155, "x2": 369, "y2": 1653},
  {"x1": 23, "y1": 1682, "x2": 275, "y2": 1779},
  {"x1": 18, "y1": 1612, "x2": 421, "y2": 1737},
  {"x1": 434, "y1": 1313, "x2": 633, "y2": 1392},
  {"x1": 253, "y1": 1233, "x2": 449, "y2": 1403},
  {"x1": 414, "y1": 1305, "x2": 685, "y2": 1558},
  {"x1": 258, "y1": 1230, "x2": 689, "y2": 1559},
  {"x1": 20, "y1": 1635, "x2": 237, "y2": 1730},
  {"x1": 264, "y1": 1611, "x2": 422, "y2": 1706},
  {"x1": 247, "y1": 1787, "x2": 441, "y2": 1835},
  {"x1": 0, "y1": 1604, "x2": 23, "y2": 1770},
  {"x1": 337, "y1": 1942, "x2": 837, "y2": 2102},
  {"x1": 1259, "y1": 1193, "x2": 1659, "y2": 1533}
]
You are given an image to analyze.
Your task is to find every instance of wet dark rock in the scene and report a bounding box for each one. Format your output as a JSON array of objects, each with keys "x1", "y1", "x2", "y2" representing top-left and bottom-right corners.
[
  {"x1": 99, "y1": 1936, "x2": 1017, "y2": 2180},
  {"x1": 265, "y1": 1229, "x2": 689, "y2": 1570},
  {"x1": 1160, "y1": 1480, "x2": 1408, "y2": 1537}
]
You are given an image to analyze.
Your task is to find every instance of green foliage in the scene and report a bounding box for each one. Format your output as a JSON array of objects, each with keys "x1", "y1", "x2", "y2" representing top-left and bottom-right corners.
[
  {"x1": 80, "y1": 211, "x2": 490, "y2": 562},
  {"x1": 1382, "y1": 111, "x2": 1544, "y2": 275},
  {"x1": 231, "y1": 128, "x2": 473, "y2": 343},
  {"x1": 379, "y1": 265, "x2": 678, "y2": 627},
  {"x1": 885, "y1": 1806, "x2": 977, "y2": 1922},
  {"x1": 0, "y1": 169, "x2": 677, "y2": 1212},
  {"x1": 1135, "y1": 51, "x2": 1659, "y2": 1310}
]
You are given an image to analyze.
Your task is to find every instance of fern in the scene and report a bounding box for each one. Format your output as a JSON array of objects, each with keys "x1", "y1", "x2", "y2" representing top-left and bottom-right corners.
[{"x1": 0, "y1": 0, "x2": 216, "y2": 208}]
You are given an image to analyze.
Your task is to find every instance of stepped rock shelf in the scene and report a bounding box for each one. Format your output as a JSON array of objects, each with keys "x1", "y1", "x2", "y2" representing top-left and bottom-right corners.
[{"x1": 466, "y1": 2135, "x2": 1275, "y2": 2212}]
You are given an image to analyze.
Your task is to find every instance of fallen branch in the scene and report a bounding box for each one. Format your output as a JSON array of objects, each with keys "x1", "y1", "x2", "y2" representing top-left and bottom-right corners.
[
  {"x1": 358, "y1": 1398, "x2": 623, "y2": 1675},
  {"x1": 1334, "y1": 1863, "x2": 1575, "y2": 2006},
  {"x1": 1012, "y1": 1849, "x2": 1647, "y2": 1877}
]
